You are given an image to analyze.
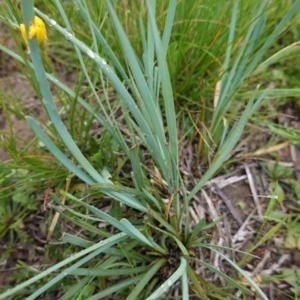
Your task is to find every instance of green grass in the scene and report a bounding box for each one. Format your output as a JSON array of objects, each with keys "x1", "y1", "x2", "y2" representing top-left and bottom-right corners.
[{"x1": 0, "y1": 0, "x2": 300, "y2": 299}]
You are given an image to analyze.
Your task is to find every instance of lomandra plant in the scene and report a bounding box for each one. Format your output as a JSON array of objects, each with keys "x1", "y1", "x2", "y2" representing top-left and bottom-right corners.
[{"x1": 1, "y1": 0, "x2": 300, "y2": 299}]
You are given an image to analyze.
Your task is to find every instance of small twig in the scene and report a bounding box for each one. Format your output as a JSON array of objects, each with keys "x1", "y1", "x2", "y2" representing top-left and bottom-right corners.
[
  {"x1": 192, "y1": 200, "x2": 205, "y2": 220},
  {"x1": 262, "y1": 253, "x2": 290, "y2": 275},
  {"x1": 201, "y1": 189, "x2": 220, "y2": 224},
  {"x1": 232, "y1": 208, "x2": 256, "y2": 247},
  {"x1": 212, "y1": 183, "x2": 243, "y2": 226},
  {"x1": 245, "y1": 165, "x2": 263, "y2": 218},
  {"x1": 201, "y1": 190, "x2": 230, "y2": 248},
  {"x1": 189, "y1": 206, "x2": 199, "y2": 226},
  {"x1": 290, "y1": 144, "x2": 300, "y2": 181},
  {"x1": 47, "y1": 177, "x2": 72, "y2": 241},
  {"x1": 253, "y1": 141, "x2": 289, "y2": 156},
  {"x1": 207, "y1": 173, "x2": 247, "y2": 189},
  {"x1": 252, "y1": 250, "x2": 270, "y2": 275},
  {"x1": 43, "y1": 180, "x2": 53, "y2": 211}
]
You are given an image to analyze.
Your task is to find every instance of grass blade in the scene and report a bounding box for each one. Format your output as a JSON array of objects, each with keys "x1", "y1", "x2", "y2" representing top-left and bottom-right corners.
[
  {"x1": 0, "y1": 233, "x2": 126, "y2": 299},
  {"x1": 187, "y1": 89, "x2": 267, "y2": 202},
  {"x1": 126, "y1": 259, "x2": 166, "y2": 300},
  {"x1": 145, "y1": 257, "x2": 187, "y2": 300}
]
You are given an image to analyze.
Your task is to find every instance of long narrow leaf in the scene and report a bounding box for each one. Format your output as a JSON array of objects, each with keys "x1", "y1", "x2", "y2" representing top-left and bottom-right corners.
[
  {"x1": 35, "y1": 8, "x2": 170, "y2": 186},
  {"x1": 145, "y1": 257, "x2": 187, "y2": 300},
  {"x1": 61, "y1": 191, "x2": 146, "y2": 229},
  {"x1": 0, "y1": 233, "x2": 126, "y2": 299},
  {"x1": 205, "y1": 246, "x2": 269, "y2": 300},
  {"x1": 120, "y1": 218, "x2": 167, "y2": 254},
  {"x1": 126, "y1": 259, "x2": 166, "y2": 300},
  {"x1": 146, "y1": 1, "x2": 178, "y2": 188},
  {"x1": 187, "y1": 90, "x2": 267, "y2": 202},
  {"x1": 86, "y1": 275, "x2": 142, "y2": 300},
  {"x1": 27, "y1": 117, "x2": 94, "y2": 184},
  {"x1": 25, "y1": 240, "x2": 119, "y2": 300}
]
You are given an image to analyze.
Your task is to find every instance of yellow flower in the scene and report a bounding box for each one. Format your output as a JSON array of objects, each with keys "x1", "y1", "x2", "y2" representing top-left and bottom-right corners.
[{"x1": 19, "y1": 16, "x2": 47, "y2": 53}]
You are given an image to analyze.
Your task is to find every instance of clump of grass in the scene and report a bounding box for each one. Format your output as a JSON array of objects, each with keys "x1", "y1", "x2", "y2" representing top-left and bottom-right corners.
[{"x1": 1, "y1": 0, "x2": 300, "y2": 299}]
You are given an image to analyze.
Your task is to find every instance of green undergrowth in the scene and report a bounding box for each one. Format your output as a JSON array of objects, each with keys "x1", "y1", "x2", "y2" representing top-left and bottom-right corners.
[{"x1": 0, "y1": 0, "x2": 300, "y2": 299}]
